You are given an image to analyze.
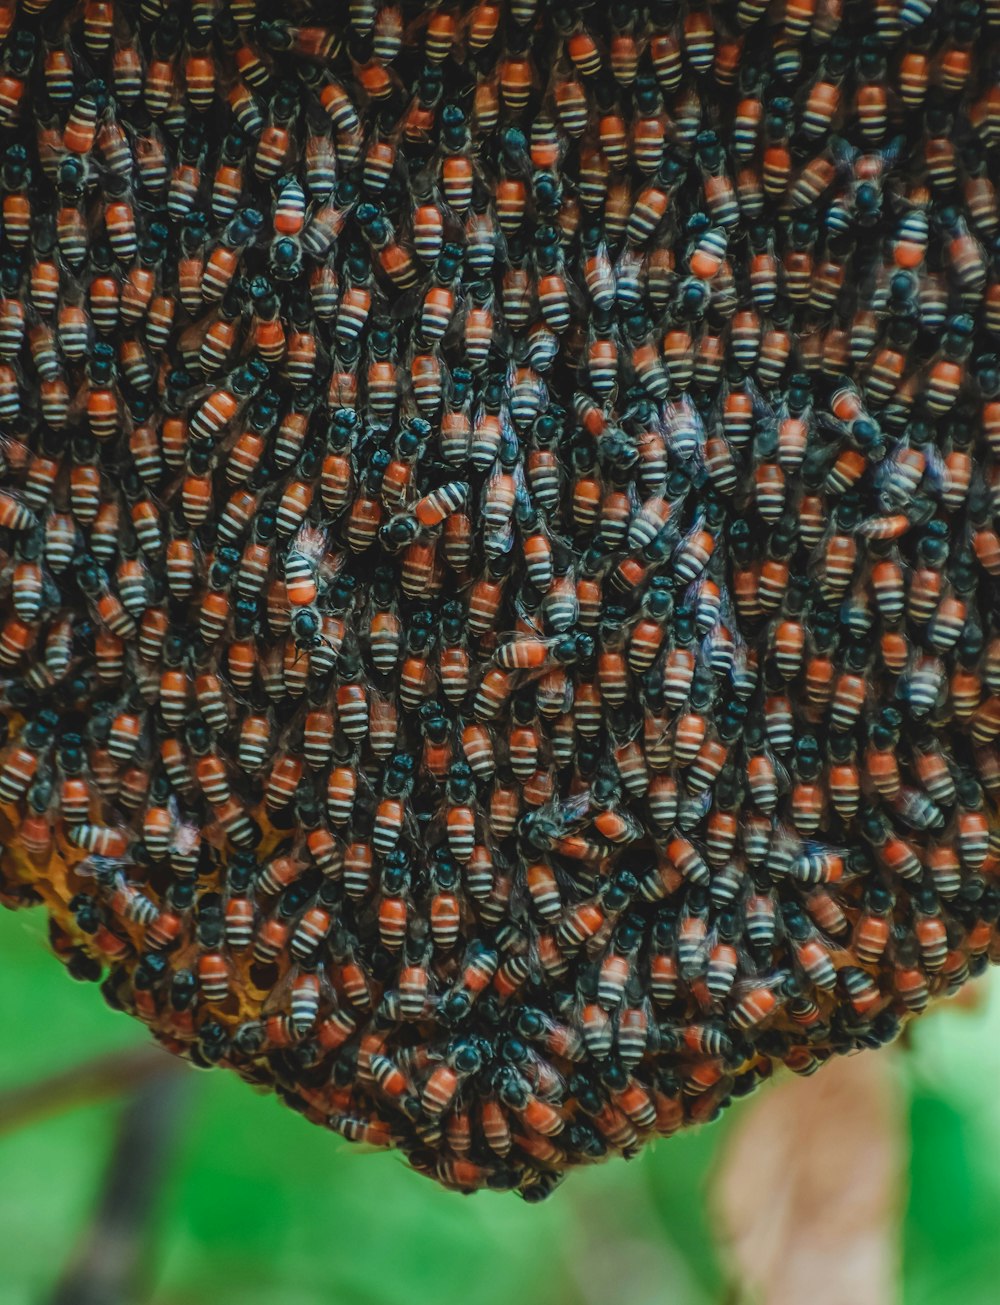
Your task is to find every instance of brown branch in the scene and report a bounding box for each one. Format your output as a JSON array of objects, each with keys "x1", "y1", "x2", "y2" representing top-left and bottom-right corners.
[
  {"x1": 48, "y1": 1073, "x2": 191, "y2": 1305},
  {"x1": 0, "y1": 1044, "x2": 185, "y2": 1136}
]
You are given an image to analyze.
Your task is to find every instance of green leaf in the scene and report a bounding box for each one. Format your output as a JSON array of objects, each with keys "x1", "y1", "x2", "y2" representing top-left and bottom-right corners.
[
  {"x1": 0, "y1": 912, "x2": 144, "y2": 1086},
  {"x1": 0, "y1": 1103, "x2": 120, "y2": 1305},
  {"x1": 904, "y1": 974, "x2": 1000, "y2": 1305}
]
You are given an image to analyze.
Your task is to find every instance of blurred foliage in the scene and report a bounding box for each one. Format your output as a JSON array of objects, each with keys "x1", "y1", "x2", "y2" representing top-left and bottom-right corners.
[{"x1": 2, "y1": 906, "x2": 999, "y2": 1305}]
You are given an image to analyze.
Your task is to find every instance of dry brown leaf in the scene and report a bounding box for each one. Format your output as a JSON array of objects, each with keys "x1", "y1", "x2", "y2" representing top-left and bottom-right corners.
[{"x1": 710, "y1": 1051, "x2": 907, "y2": 1305}]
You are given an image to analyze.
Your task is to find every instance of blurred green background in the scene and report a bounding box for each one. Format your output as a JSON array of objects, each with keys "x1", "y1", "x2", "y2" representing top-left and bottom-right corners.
[{"x1": 3, "y1": 904, "x2": 1000, "y2": 1305}]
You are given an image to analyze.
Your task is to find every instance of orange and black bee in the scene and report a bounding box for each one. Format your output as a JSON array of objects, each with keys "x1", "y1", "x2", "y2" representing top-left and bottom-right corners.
[{"x1": 0, "y1": 0, "x2": 999, "y2": 1199}]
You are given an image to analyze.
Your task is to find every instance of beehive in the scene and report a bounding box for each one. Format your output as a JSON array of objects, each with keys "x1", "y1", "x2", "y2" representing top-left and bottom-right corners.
[{"x1": 0, "y1": 0, "x2": 999, "y2": 1197}]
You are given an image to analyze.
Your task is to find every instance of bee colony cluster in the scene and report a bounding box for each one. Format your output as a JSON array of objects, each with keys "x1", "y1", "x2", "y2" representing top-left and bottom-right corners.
[{"x1": 1, "y1": 0, "x2": 999, "y2": 1198}]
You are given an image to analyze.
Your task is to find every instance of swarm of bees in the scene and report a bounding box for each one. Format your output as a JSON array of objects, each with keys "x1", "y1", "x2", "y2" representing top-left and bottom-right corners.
[{"x1": 0, "y1": 0, "x2": 999, "y2": 1197}]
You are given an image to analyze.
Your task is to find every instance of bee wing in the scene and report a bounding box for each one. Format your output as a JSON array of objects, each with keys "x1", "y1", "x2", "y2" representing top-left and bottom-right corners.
[
  {"x1": 388, "y1": 285, "x2": 424, "y2": 324},
  {"x1": 922, "y1": 444, "x2": 949, "y2": 497}
]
